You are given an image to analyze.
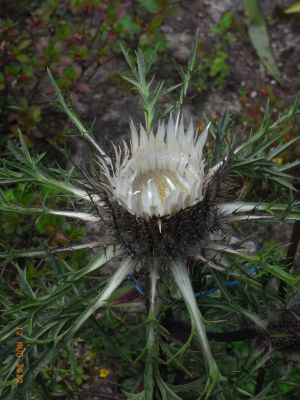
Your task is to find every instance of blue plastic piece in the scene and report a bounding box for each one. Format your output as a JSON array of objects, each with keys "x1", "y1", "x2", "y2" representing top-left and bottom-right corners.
[
  {"x1": 126, "y1": 275, "x2": 144, "y2": 295},
  {"x1": 127, "y1": 265, "x2": 259, "y2": 298}
]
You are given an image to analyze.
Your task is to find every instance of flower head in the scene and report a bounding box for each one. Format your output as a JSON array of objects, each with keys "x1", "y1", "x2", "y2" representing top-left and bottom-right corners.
[
  {"x1": 100, "y1": 114, "x2": 209, "y2": 221},
  {"x1": 98, "y1": 368, "x2": 110, "y2": 379},
  {"x1": 94, "y1": 114, "x2": 218, "y2": 261}
]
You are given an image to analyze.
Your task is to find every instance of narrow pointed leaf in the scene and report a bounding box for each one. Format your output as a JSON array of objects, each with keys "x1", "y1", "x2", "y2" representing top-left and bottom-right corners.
[
  {"x1": 0, "y1": 196, "x2": 99, "y2": 222},
  {"x1": 47, "y1": 68, "x2": 106, "y2": 156},
  {"x1": 171, "y1": 259, "x2": 220, "y2": 398},
  {"x1": 243, "y1": 0, "x2": 282, "y2": 83},
  {"x1": 218, "y1": 201, "x2": 300, "y2": 220},
  {"x1": 0, "y1": 241, "x2": 103, "y2": 260},
  {"x1": 208, "y1": 244, "x2": 300, "y2": 290},
  {"x1": 67, "y1": 258, "x2": 132, "y2": 337}
]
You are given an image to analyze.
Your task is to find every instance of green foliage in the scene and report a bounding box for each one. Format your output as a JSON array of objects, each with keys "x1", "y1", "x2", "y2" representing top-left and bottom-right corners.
[
  {"x1": 121, "y1": 44, "x2": 180, "y2": 131},
  {"x1": 0, "y1": 0, "x2": 172, "y2": 143},
  {"x1": 184, "y1": 11, "x2": 235, "y2": 91},
  {"x1": 209, "y1": 48, "x2": 230, "y2": 88},
  {"x1": 139, "y1": 0, "x2": 160, "y2": 13},
  {"x1": 121, "y1": 30, "x2": 202, "y2": 130},
  {"x1": 210, "y1": 93, "x2": 300, "y2": 197},
  {"x1": 208, "y1": 11, "x2": 235, "y2": 88},
  {"x1": 211, "y1": 11, "x2": 234, "y2": 35}
]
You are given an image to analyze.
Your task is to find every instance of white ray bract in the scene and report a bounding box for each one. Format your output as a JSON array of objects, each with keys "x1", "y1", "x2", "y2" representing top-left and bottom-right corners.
[{"x1": 100, "y1": 114, "x2": 209, "y2": 219}]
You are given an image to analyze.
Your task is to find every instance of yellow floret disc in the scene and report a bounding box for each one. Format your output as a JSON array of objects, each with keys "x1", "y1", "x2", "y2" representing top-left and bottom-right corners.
[{"x1": 132, "y1": 169, "x2": 188, "y2": 202}]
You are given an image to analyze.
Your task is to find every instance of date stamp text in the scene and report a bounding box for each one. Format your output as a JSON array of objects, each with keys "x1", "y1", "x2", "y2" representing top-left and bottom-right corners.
[{"x1": 15, "y1": 327, "x2": 24, "y2": 384}]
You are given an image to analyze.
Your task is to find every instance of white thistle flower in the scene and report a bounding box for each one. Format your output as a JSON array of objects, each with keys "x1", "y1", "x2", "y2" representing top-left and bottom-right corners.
[{"x1": 100, "y1": 114, "x2": 210, "y2": 221}]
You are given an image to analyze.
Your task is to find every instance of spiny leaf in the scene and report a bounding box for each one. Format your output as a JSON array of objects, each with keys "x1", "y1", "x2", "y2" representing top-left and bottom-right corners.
[
  {"x1": 66, "y1": 258, "x2": 132, "y2": 338},
  {"x1": 171, "y1": 259, "x2": 221, "y2": 399},
  {"x1": 47, "y1": 68, "x2": 105, "y2": 156}
]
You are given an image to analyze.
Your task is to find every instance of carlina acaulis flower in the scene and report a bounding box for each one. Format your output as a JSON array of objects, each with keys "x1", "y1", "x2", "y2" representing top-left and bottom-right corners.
[
  {"x1": 94, "y1": 114, "x2": 221, "y2": 266},
  {"x1": 1, "y1": 34, "x2": 300, "y2": 400},
  {"x1": 99, "y1": 114, "x2": 210, "y2": 228}
]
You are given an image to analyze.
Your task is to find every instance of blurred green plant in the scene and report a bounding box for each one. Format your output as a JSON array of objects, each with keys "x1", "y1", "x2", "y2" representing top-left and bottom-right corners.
[
  {"x1": 209, "y1": 11, "x2": 235, "y2": 88},
  {"x1": 0, "y1": 0, "x2": 173, "y2": 143}
]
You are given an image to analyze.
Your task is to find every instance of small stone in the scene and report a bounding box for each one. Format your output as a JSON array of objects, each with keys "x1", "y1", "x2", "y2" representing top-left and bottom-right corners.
[
  {"x1": 160, "y1": 25, "x2": 173, "y2": 34},
  {"x1": 165, "y1": 33, "x2": 193, "y2": 63}
]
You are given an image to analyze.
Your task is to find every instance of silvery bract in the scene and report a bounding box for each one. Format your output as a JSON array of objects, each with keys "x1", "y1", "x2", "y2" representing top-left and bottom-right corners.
[{"x1": 100, "y1": 115, "x2": 209, "y2": 221}]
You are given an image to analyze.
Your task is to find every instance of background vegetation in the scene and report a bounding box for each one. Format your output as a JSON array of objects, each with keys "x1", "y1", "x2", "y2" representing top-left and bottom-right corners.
[{"x1": 0, "y1": 0, "x2": 300, "y2": 399}]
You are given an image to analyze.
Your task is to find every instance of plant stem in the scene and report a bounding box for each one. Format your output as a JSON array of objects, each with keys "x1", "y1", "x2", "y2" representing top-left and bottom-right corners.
[
  {"x1": 144, "y1": 262, "x2": 159, "y2": 400},
  {"x1": 279, "y1": 219, "x2": 300, "y2": 297},
  {"x1": 254, "y1": 366, "x2": 266, "y2": 395}
]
